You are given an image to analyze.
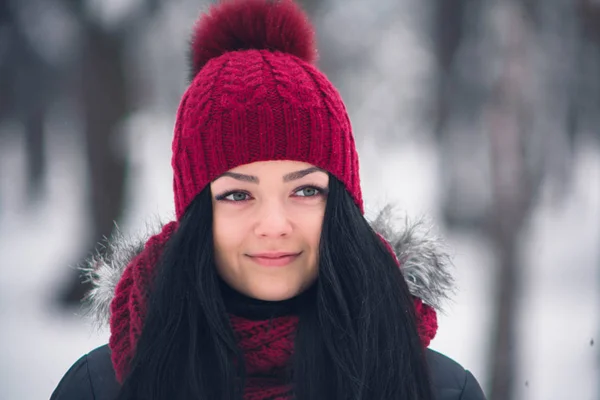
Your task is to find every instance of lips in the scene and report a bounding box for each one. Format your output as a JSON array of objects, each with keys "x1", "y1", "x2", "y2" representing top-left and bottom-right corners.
[{"x1": 247, "y1": 252, "x2": 301, "y2": 267}]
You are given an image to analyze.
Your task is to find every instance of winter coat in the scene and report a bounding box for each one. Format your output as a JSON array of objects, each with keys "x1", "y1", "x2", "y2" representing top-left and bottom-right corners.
[
  {"x1": 51, "y1": 210, "x2": 487, "y2": 400},
  {"x1": 51, "y1": 343, "x2": 486, "y2": 400}
]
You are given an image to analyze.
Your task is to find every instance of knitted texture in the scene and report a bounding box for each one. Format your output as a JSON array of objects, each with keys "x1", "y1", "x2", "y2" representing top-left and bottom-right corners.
[
  {"x1": 108, "y1": 228, "x2": 438, "y2": 385},
  {"x1": 108, "y1": 221, "x2": 178, "y2": 383},
  {"x1": 172, "y1": 48, "x2": 362, "y2": 219},
  {"x1": 413, "y1": 298, "x2": 438, "y2": 347},
  {"x1": 377, "y1": 232, "x2": 437, "y2": 346},
  {"x1": 231, "y1": 315, "x2": 298, "y2": 399},
  {"x1": 108, "y1": 224, "x2": 438, "y2": 384},
  {"x1": 107, "y1": 0, "x2": 433, "y2": 388},
  {"x1": 171, "y1": 0, "x2": 362, "y2": 220},
  {"x1": 229, "y1": 309, "x2": 433, "y2": 400}
]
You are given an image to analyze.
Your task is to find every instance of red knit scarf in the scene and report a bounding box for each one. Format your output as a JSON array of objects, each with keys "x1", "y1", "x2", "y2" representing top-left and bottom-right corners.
[
  {"x1": 229, "y1": 298, "x2": 437, "y2": 400},
  {"x1": 231, "y1": 315, "x2": 297, "y2": 400}
]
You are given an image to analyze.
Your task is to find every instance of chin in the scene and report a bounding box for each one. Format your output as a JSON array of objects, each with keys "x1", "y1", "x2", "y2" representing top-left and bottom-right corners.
[{"x1": 249, "y1": 284, "x2": 302, "y2": 302}]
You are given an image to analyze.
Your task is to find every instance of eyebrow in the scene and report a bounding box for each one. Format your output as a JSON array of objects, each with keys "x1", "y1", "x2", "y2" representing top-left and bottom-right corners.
[
  {"x1": 218, "y1": 167, "x2": 324, "y2": 184},
  {"x1": 219, "y1": 171, "x2": 258, "y2": 183},
  {"x1": 283, "y1": 167, "x2": 324, "y2": 182}
]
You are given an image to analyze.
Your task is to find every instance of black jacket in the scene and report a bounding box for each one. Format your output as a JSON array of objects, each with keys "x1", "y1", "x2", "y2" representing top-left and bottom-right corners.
[
  {"x1": 59, "y1": 215, "x2": 486, "y2": 399},
  {"x1": 51, "y1": 344, "x2": 486, "y2": 400}
]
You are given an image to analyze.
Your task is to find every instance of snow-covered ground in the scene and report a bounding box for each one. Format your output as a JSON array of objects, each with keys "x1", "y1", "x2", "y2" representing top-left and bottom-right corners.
[
  {"x1": 0, "y1": 115, "x2": 598, "y2": 399},
  {"x1": 1, "y1": 0, "x2": 598, "y2": 397}
]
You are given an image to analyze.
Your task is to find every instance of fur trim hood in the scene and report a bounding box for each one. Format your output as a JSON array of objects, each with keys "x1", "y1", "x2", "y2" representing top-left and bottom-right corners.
[{"x1": 82, "y1": 207, "x2": 455, "y2": 328}]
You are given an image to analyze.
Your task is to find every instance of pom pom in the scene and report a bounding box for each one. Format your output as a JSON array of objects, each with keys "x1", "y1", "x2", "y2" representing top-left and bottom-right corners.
[{"x1": 190, "y1": 0, "x2": 317, "y2": 78}]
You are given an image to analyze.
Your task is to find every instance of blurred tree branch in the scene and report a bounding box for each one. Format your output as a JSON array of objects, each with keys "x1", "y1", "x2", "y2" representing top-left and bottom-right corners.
[
  {"x1": 60, "y1": 0, "x2": 320, "y2": 305},
  {"x1": 0, "y1": 0, "x2": 58, "y2": 204},
  {"x1": 58, "y1": 0, "x2": 162, "y2": 305},
  {"x1": 485, "y1": 5, "x2": 534, "y2": 398}
]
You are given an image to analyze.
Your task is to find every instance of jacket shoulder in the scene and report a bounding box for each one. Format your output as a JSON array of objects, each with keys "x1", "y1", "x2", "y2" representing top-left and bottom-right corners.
[
  {"x1": 52, "y1": 345, "x2": 483, "y2": 400},
  {"x1": 426, "y1": 348, "x2": 487, "y2": 400},
  {"x1": 51, "y1": 344, "x2": 119, "y2": 400}
]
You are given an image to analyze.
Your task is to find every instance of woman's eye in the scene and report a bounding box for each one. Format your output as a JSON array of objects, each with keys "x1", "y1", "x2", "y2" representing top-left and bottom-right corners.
[
  {"x1": 222, "y1": 192, "x2": 250, "y2": 201},
  {"x1": 295, "y1": 187, "x2": 320, "y2": 197}
]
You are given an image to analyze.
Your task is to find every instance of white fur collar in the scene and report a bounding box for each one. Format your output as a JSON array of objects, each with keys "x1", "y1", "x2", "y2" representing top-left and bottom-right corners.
[{"x1": 81, "y1": 207, "x2": 455, "y2": 327}]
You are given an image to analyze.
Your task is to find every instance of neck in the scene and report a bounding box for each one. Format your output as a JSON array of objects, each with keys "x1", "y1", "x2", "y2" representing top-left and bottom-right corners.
[{"x1": 219, "y1": 279, "x2": 313, "y2": 320}]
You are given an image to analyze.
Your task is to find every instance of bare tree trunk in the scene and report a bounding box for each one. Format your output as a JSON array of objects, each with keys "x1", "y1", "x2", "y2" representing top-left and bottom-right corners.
[
  {"x1": 58, "y1": 0, "x2": 166, "y2": 306},
  {"x1": 430, "y1": 0, "x2": 495, "y2": 231},
  {"x1": 576, "y1": 3, "x2": 600, "y2": 398},
  {"x1": 82, "y1": 25, "x2": 129, "y2": 247},
  {"x1": 59, "y1": 23, "x2": 129, "y2": 305},
  {"x1": 0, "y1": 1, "x2": 52, "y2": 204},
  {"x1": 578, "y1": 0, "x2": 600, "y2": 137},
  {"x1": 432, "y1": 0, "x2": 466, "y2": 141},
  {"x1": 485, "y1": 3, "x2": 534, "y2": 399},
  {"x1": 24, "y1": 104, "x2": 47, "y2": 202}
]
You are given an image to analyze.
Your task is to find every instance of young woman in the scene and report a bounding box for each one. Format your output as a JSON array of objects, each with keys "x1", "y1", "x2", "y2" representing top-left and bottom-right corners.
[{"x1": 51, "y1": 0, "x2": 486, "y2": 399}]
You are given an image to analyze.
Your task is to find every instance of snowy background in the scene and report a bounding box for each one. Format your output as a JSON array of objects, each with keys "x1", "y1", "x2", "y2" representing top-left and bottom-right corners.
[{"x1": 1, "y1": 0, "x2": 599, "y2": 399}]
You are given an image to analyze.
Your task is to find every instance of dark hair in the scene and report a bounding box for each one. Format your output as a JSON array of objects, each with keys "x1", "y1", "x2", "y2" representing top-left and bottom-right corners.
[{"x1": 117, "y1": 175, "x2": 433, "y2": 400}]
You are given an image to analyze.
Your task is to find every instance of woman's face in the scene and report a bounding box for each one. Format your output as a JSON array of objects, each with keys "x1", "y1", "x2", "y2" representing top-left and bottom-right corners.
[{"x1": 211, "y1": 160, "x2": 328, "y2": 301}]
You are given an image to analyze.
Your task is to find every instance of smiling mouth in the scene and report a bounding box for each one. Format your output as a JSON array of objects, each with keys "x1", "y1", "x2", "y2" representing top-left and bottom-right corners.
[{"x1": 247, "y1": 252, "x2": 302, "y2": 267}]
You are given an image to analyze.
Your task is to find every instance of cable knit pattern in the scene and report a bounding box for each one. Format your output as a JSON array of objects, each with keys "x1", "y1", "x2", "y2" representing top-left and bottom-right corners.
[
  {"x1": 106, "y1": 0, "x2": 437, "y2": 391},
  {"x1": 226, "y1": 307, "x2": 433, "y2": 400},
  {"x1": 171, "y1": 48, "x2": 362, "y2": 220},
  {"x1": 169, "y1": 0, "x2": 362, "y2": 220},
  {"x1": 108, "y1": 221, "x2": 178, "y2": 383},
  {"x1": 231, "y1": 315, "x2": 298, "y2": 399},
  {"x1": 108, "y1": 224, "x2": 439, "y2": 386}
]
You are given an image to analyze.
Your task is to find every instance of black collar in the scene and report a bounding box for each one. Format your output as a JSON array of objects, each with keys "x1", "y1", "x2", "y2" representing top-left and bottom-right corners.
[{"x1": 219, "y1": 278, "x2": 314, "y2": 320}]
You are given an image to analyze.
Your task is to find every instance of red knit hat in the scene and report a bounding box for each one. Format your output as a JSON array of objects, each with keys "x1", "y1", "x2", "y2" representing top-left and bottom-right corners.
[
  {"x1": 171, "y1": 0, "x2": 362, "y2": 220},
  {"x1": 110, "y1": 0, "x2": 363, "y2": 381},
  {"x1": 108, "y1": 0, "x2": 435, "y2": 383}
]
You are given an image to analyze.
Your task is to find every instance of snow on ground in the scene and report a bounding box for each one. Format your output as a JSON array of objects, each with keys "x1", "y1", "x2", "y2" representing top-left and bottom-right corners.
[
  {"x1": 1, "y1": 109, "x2": 599, "y2": 400},
  {"x1": 515, "y1": 137, "x2": 600, "y2": 400},
  {"x1": 1, "y1": 121, "x2": 599, "y2": 399},
  {"x1": 0, "y1": 125, "x2": 106, "y2": 400}
]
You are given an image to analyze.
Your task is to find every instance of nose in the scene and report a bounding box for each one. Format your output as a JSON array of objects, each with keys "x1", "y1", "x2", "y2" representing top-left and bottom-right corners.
[{"x1": 253, "y1": 201, "x2": 292, "y2": 238}]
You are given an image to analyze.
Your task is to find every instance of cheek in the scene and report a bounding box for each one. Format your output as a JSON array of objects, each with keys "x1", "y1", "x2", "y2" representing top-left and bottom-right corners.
[
  {"x1": 310, "y1": 217, "x2": 324, "y2": 247},
  {"x1": 293, "y1": 206, "x2": 325, "y2": 250},
  {"x1": 213, "y1": 212, "x2": 245, "y2": 268}
]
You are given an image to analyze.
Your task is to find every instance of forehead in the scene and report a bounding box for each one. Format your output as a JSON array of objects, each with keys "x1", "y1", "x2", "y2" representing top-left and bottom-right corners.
[{"x1": 227, "y1": 160, "x2": 318, "y2": 175}]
